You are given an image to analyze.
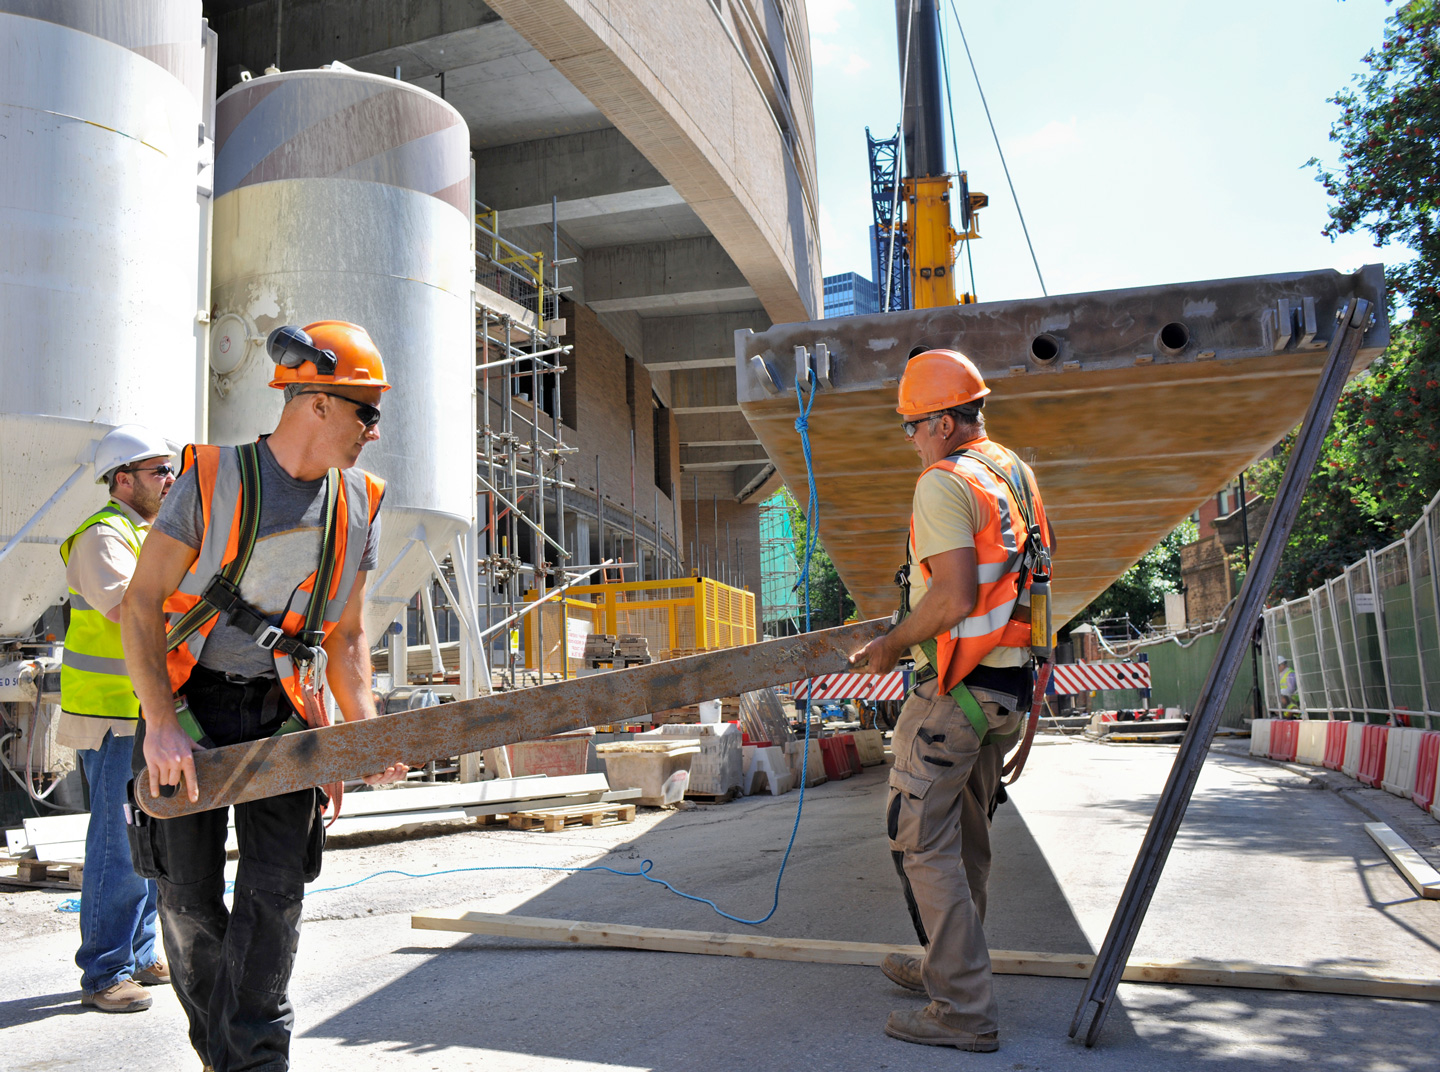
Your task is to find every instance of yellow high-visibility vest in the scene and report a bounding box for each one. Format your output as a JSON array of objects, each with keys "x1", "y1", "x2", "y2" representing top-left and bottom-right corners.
[{"x1": 59, "y1": 504, "x2": 144, "y2": 720}]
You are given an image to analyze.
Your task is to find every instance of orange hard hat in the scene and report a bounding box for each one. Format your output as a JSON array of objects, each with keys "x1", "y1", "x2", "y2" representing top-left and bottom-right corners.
[
  {"x1": 895, "y1": 348, "x2": 989, "y2": 417},
  {"x1": 267, "y1": 320, "x2": 391, "y2": 391}
]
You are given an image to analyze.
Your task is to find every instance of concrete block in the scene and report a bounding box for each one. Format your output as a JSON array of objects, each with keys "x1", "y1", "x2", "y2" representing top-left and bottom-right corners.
[{"x1": 596, "y1": 741, "x2": 700, "y2": 806}]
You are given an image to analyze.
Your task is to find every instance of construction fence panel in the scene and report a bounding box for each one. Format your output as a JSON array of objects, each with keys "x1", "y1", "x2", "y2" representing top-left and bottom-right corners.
[
  {"x1": 1376, "y1": 541, "x2": 1425, "y2": 715},
  {"x1": 1247, "y1": 489, "x2": 1440, "y2": 729},
  {"x1": 1411, "y1": 522, "x2": 1440, "y2": 712},
  {"x1": 1312, "y1": 586, "x2": 1348, "y2": 715}
]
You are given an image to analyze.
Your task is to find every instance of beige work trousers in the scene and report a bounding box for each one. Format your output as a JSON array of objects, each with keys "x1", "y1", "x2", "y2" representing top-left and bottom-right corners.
[{"x1": 886, "y1": 678, "x2": 1019, "y2": 1033}]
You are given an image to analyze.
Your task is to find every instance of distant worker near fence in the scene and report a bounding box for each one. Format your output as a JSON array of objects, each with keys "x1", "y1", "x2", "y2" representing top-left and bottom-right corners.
[
  {"x1": 1278, "y1": 655, "x2": 1298, "y2": 716},
  {"x1": 120, "y1": 321, "x2": 409, "y2": 1072},
  {"x1": 59, "y1": 424, "x2": 177, "y2": 1014},
  {"x1": 849, "y1": 348, "x2": 1055, "y2": 1053}
]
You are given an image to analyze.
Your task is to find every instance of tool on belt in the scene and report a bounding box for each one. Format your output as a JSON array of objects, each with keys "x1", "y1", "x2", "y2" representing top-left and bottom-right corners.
[
  {"x1": 162, "y1": 441, "x2": 345, "y2": 815},
  {"x1": 897, "y1": 445, "x2": 1052, "y2": 783}
]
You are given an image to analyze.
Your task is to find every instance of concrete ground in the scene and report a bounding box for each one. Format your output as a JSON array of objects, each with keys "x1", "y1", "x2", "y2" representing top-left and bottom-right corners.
[{"x1": 3, "y1": 735, "x2": 1438, "y2": 1071}]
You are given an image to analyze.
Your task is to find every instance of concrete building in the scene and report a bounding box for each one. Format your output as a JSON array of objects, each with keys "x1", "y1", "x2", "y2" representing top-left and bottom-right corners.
[
  {"x1": 822, "y1": 271, "x2": 878, "y2": 318},
  {"x1": 203, "y1": 0, "x2": 821, "y2": 627}
]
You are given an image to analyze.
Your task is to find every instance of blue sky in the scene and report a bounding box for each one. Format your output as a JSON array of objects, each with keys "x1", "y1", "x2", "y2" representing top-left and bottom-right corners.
[{"x1": 809, "y1": 0, "x2": 1408, "y2": 302}]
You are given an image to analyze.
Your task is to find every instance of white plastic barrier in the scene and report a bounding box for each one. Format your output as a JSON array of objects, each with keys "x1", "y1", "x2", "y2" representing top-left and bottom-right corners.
[
  {"x1": 1296, "y1": 721, "x2": 1329, "y2": 766},
  {"x1": 1381, "y1": 726, "x2": 1426, "y2": 799},
  {"x1": 1342, "y1": 721, "x2": 1366, "y2": 779},
  {"x1": 1250, "y1": 719, "x2": 1272, "y2": 757}
]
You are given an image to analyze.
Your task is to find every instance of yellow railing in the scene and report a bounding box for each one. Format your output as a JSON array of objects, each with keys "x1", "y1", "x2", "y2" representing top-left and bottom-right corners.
[{"x1": 523, "y1": 577, "x2": 756, "y2": 673}]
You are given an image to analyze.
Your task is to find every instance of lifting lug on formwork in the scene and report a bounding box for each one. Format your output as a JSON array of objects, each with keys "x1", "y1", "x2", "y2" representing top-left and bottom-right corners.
[
  {"x1": 748, "y1": 355, "x2": 782, "y2": 396},
  {"x1": 793, "y1": 343, "x2": 832, "y2": 392}
]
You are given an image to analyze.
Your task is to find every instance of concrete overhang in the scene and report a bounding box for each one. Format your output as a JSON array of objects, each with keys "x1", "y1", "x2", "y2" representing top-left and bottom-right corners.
[
  {"x1": 584, "y1": 236, "x2": 756, "y2": 316},
  {"x1": 736, "y1": 265, "x2": 1389, "y2": 626}
]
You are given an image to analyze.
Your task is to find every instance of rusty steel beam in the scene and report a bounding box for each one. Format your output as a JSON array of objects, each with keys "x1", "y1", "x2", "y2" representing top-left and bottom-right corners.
[
  {"x1": 137, "y1": 619, "x2": 889, "y2": 818},
  {"x1": 736, "y1": 266, "x2": 1388, "y2": 627}
]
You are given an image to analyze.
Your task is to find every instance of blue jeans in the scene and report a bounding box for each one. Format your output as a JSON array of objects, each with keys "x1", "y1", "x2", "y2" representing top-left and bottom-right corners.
[{"x1": 77, "y1": 729, "x2": 158, "y2": 993}]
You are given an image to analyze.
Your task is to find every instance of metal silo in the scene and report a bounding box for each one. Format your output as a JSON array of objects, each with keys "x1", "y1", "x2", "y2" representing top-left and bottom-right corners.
[
  {"x1": 0, "y1": 0, "x2": 213, "y2": 636},
  {"x1": 207, "y1": 67, "x2": 475, "y2": 642}
]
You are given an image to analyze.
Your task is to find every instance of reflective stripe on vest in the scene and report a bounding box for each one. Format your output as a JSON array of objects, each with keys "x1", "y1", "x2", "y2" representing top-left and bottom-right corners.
[
  {"x1": 59, "y1": 504, "x2": 145, "y2": 719},
  {"x1": 163, "y1": 445, "x2": 384, "y2": 711},
  {"x1": 911, "y1": 437, "x2": 1050, "y2": 694}
]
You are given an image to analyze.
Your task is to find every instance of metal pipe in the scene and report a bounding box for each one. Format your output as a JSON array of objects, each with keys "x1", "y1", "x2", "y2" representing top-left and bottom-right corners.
[
  {"x1": 482, "y1": 308, "x2": 494, "y2": 677},
  {"x1": 420, "y1": 583, "x2": 444, "y2": 682},
  {"x1": 503, "y1": 314, "x2": 519, "y2": 687},
  {"x1": 477, "y1": 561, "x2": 615, "y2": 642},
  {"x1": 531, "y1": 330, "x2": 546, "y2": 683},
  {"x1": 476, "y1": 474, "x2": 567, "y2": 558},
  {"x1": 1069, "y1": 297, "x2": 1373, "y2": 1048},
  {"x1": 595, "y1": 455, "x2": 604, "y2": 583},
  {"x1": 0, "y1": 463, "x2": 88, "y2": 568},
  {"x1": 672, "y1": 492, "x2": 681, "y2": 576}
]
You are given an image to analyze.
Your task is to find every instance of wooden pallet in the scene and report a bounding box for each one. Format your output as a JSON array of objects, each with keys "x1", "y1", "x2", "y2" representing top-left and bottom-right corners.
[
  {"x1": 505, "y1": 803, "x2": 638, "y2": 833},
  {"x1": 685, "y1": 788, "x2": 740, "y2": 804},
  {"x1": 1, "y1": 859, "x2": 84, "y2": 889}
]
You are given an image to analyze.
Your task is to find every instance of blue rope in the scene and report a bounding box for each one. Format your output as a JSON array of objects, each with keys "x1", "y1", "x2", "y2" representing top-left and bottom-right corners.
[{"x1": 59, "y1": 378, "x2": 831, "y2": 923}]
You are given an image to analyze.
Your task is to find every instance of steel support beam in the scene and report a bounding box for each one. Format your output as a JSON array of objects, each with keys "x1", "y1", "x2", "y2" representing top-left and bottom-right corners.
[{"x1": 1068, "y1": 297, "x2": 1374, "y2": 1047}]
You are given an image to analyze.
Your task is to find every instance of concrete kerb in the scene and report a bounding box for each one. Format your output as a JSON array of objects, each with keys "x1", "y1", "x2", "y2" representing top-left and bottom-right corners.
[{"x1": 1212, "y1": 740, "x2": 1440, "y2": 872}]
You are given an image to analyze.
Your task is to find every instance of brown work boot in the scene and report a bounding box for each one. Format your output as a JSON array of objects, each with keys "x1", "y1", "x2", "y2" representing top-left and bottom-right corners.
[
  {"x1": 880, "y1": 952, "x2": 925, "y2": 992},
  {"x1": 134, "y1": 959, "x2": 170, "y2": 986},
  {"x1": 885, "y1": 1001, "x2": 998, "y2": 1051},
  {"x1": 80, "y1": 978, "x2": 152, "y2": 1013}
]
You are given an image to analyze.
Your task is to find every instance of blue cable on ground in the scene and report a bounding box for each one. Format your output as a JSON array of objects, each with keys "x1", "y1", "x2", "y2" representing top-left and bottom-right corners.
[{"x1": 59, "y1": 374, "x2": 829, "y2": 921}]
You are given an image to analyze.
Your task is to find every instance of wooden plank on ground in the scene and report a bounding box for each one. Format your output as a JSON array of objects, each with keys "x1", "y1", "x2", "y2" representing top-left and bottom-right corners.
[
  {"x1": 1365, "y1": 822, "x2": 1440, "y2": 900},
  {"x1": 409, "y1": 912, "x2": 1440, "y2": 1002}
]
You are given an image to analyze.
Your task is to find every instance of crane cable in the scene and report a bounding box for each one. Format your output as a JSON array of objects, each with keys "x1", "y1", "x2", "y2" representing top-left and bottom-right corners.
[
  {"x1": 882, "y1": 0, "x2": 917, "y2": 312},
  {"x1": 934, "y1": 4, "x2": 975, "y2": 300},
  {"x1": 945, "y1": 0, "x2": 1047, "y2": 296}
]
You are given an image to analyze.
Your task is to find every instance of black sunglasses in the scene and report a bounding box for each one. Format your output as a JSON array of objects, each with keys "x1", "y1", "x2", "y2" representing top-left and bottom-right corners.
[
  {"x1": 299, "y1": 390, "x2": 382, "y2": 428},
  {"x1": 124, "y1": 463, "x2": 177, "y2": 478},
  {"x1": 900, "y1": 414, "x2": 944, "y2": 438}
]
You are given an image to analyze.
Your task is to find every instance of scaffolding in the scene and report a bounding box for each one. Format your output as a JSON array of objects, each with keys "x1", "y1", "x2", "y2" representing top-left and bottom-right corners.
[
  {"x1": 758, "y1": 491, "x2": 802, "y2": 637},
  {"x1": 471, "y1": 197, "x2": 691, "y2": 689}
]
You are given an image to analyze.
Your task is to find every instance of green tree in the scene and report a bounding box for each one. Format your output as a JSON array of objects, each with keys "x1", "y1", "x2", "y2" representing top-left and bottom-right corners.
[
  {"x1": 1256, "y1": 0, "x2": 1440, "y2": 599},
  {"x1": 786, "y1": 490, "x2": 856, "y2": 628},
  {"x1": 1082, "y1": 521, "x2": 1196, "y2": 629}
]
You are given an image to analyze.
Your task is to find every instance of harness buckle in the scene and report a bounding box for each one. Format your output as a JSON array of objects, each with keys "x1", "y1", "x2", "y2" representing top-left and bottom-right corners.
[{"x1": 253, "y1": 624, "x2": 284, "y2": 651}]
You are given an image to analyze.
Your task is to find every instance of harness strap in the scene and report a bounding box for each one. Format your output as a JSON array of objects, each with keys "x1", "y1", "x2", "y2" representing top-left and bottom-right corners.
[
  {"x1": 166, "y1": 443, "x2": 264, "y2": 654},
  {"x1": 918, "y1": 637, "x2": 991, "y2": 744}
]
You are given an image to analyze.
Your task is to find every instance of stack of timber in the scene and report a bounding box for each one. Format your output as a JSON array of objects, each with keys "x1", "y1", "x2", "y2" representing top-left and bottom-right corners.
[
  {"x1": 1084, "y1": 714, "x2": 1189, "y2": 744},
  {"x1": 3, "y1": 775, "x2": 641, "y2": 852}
]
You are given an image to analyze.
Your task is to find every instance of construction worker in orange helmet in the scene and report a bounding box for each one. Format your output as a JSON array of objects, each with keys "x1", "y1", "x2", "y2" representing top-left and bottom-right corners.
[
  {"x1": 121, "y1": 319, "x2": 404, "y2": 1071},
  {"x1": 850, "y1": 347, "x2": 1055, "y2": 1053}
]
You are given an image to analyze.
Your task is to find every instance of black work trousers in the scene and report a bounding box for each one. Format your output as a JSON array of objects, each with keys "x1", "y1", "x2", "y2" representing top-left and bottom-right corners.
[{"x1": 137, "y1": 666, "x2": 325, "y2": 1072}]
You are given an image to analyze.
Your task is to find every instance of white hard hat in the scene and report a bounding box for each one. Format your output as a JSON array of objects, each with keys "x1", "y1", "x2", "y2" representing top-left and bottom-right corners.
[
  {"x1": 1277, "y1": 655, "x2": 1288, "y2": 665},
  {"x1": 93, "y1": 424, "x2": 173, "y2": 483}
]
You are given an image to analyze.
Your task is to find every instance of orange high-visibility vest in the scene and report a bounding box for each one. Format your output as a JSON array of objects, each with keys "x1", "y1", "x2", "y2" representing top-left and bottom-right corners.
[
  {"x1": 910, "y1": 436, "x2": 1051, "y2": 694},
  {"x1": 163, "y1": 444, "x2": 384, "y2": 712}
]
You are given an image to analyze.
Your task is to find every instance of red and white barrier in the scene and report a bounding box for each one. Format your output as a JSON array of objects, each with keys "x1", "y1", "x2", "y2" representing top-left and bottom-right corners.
[
  {"x1": 1249, "y1": 718, "x2": 1271, "y2": 757},
  {"x1": 1357, "y1": 724, "x2": 1389, "y2": 788},
  {"x1": 798, "y1": 671, "x2": 907, "y2": 702},
  {"x1": 1050, "y1": 661, "x2": 1151, "y2": 695},
  {"x1": 1415, "y1": 732, "x2": 1440, "y2": 813},
  {"x1": 1342, "y1": 722, "x2": 1365, "y2": 779},
  {"x1": 1322, "y1": 720, "x2": 1349, "y2": 770},
  {"x1": 1251, "y1": 719, "x2": 1440, "y2": 818},
  {"x1": 1268, "y1": 720, "x2": 1299, "y2": 762},
  {"x1": 1296, "y1": 721, "x2": 1328, "y2": 766},
  {"x1": 1382, "y1": 726, "x2": 1426, "y2": 798}
]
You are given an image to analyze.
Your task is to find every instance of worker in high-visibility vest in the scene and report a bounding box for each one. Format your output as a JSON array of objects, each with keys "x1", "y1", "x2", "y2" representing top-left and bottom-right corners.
[
  {"x1": 58, "y1": 424, "x2": 176, "y2": 1013},
  {"x1": 850, "y1": 348, "x2": 1054, "y2": 1053},
  {"x1": 122, "y1": 322, "x2": 408, "y2": 1071},
  {"x1": 1278, "y1": 655, "x2": 1298, "y2": 716}
]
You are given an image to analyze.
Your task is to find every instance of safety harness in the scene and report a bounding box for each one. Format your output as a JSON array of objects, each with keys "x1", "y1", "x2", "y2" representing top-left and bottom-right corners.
[
  {"x1": 165, "y1": 442, "x2": 343, "y2": 744},
  {"x1": 898, "y1": 445, "x2": 1052, "y2": 777}
]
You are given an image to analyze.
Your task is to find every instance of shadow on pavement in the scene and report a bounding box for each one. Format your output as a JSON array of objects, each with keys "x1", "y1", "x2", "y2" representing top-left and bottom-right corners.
[{"x1": 299, "y1": 764, "x2": 1125, "y2": 1069}]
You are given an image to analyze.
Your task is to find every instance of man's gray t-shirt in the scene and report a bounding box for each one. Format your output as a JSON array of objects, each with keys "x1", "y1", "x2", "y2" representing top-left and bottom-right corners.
[{"x1": 155, "y1": 440, "x2": 381, "y2": 680}]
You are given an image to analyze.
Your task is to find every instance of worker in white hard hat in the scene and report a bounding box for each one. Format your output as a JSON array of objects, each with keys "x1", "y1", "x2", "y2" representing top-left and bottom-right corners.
[{"x1": 57, "y1": 424, "x2": 176, "y2": 1013}]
